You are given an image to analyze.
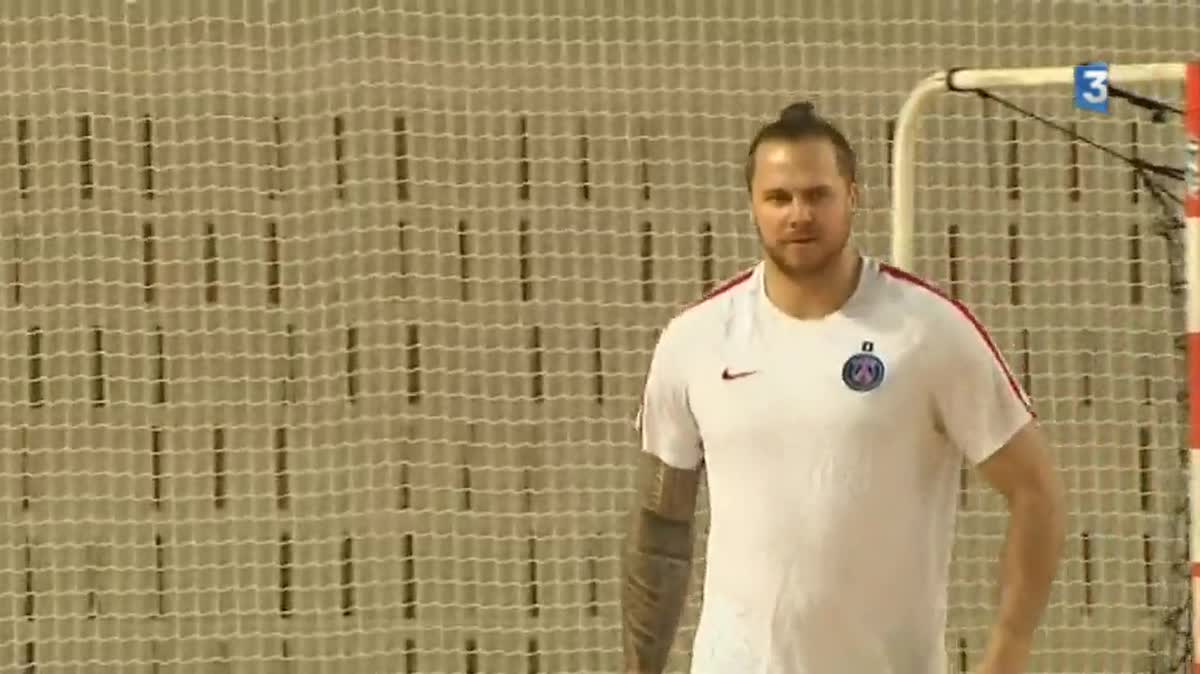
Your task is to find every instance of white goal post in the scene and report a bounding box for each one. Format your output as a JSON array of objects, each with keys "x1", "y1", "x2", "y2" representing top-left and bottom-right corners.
[
  {"x1": 890, "y1": 61, "x2": 1199, "y2": 670},
  {"x1": 892, "y1": 62, "x2": 1190, "y2": 270}
]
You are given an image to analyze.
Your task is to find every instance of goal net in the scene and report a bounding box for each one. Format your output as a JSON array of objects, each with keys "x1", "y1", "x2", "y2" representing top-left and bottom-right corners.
[
  {"x1": 892, "y1": 62, "x2": 1196, "y2": 673},
  {"x1": 0, "y1": 2, "x2": 1197, "y2": 673}
]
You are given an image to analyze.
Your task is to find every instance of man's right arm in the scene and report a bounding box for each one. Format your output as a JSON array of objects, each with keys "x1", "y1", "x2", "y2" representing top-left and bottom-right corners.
[
  {"x1": 620, "y1": 320, "x2": 704, "y2": 674},
  {"x1": 621, "y1": 452, "x2": 701, "y2": 674}
]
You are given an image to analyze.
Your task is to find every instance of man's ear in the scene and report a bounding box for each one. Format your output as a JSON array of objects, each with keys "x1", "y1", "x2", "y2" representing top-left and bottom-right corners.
[{"x1": 848, "y1": 180, "x2": 860, "y2": 209}]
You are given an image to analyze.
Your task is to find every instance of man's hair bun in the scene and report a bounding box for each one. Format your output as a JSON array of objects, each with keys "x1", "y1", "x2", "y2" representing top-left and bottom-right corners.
[{"x1": 778, "y1": 101, "x2": 818, "y2": 123}]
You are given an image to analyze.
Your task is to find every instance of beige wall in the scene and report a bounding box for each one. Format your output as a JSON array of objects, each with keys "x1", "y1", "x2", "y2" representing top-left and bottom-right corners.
[{"x1": 0, "y1": 0, "x2": 1195, "y2": 671}]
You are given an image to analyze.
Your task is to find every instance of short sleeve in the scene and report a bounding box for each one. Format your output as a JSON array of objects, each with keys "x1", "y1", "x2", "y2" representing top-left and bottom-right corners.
[
  {"x1": 930, "y1": 302, "x2": 1035, "y2": 465},
  {"x1": 633, "y1": 323, "x2": 704, "y2": 470}
]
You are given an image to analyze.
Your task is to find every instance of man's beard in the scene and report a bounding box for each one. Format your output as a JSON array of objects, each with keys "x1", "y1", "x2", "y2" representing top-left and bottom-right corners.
[{"x1": 759, "y1": 227, "x2": 849, "y2": 283}]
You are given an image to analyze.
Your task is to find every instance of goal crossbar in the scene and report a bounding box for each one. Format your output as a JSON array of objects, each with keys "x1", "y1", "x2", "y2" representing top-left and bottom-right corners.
[
  {"x1": 890, "y1": 60, "x2": 1200, "y2": 670},
  {"x1": 891, "y1": 61, "x2": 1188, "y2": 271}
]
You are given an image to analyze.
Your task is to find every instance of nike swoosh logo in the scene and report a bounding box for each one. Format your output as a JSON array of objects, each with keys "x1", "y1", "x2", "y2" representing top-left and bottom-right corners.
[{"x1": 721, "y1": 368, "x2": 757, "y2": 380}]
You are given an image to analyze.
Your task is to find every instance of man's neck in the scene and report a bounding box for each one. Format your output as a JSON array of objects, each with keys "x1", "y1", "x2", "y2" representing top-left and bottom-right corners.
[{"x1": 763, "y1": 250, "x2": 863, "y2": 321}]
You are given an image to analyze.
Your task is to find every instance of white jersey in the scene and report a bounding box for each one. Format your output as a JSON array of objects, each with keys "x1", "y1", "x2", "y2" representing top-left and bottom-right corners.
[{"x1": 635, "y1": 256, "x2": 1034, "y2": 674}]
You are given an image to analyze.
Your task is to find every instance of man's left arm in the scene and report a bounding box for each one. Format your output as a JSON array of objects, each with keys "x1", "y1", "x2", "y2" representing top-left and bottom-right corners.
[
  {"x1": 926, "y1": 298, "x2": 1068, "y2": 674},
  {"x1": 974, "y1": 420, "x2": 1067, "y2": 673}
]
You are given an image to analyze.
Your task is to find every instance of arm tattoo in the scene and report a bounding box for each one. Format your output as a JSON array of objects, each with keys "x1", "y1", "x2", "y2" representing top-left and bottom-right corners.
[{"x1": 621, "y1": 453, "x2": 701, "y2": 673}]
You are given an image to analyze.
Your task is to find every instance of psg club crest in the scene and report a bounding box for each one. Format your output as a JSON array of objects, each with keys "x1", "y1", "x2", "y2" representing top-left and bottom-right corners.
[{"x1": 841, "y1": 341, "x2": 885, "y2": 392}]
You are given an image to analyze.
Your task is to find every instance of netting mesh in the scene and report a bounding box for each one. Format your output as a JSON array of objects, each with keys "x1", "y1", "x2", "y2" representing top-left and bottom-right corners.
[{"x1": 0, "y1": 1, "x2": 1196, "y2": 672}]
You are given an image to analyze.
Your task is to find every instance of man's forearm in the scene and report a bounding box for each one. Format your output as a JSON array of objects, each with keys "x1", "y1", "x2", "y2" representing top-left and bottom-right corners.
[
  {"x1": 621, "y1": 454, "x2": 700, "y2": 674},
  {"x1": 983, "y1": 487, "x2": 1067, "y2": 669}
]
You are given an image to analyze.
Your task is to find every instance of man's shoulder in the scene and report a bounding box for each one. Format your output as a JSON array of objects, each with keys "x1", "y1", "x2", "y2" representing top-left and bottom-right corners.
[
  {"x1": 875, "y1": 262, "x2": 983, "y2": 331},
  {"x1": 874, "y1": 262, "x2": 1000, "y2": 363},
  {"x1": 658, "y1": 266, "x2": 757, "y2": 347}
]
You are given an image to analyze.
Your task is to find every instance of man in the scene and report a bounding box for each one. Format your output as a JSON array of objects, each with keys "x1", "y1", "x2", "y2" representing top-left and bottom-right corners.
[{"x1": 619, "y1": 102, "x2": 1067, "y2": 674}]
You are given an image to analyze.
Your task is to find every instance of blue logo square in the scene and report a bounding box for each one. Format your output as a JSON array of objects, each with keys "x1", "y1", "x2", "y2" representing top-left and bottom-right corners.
[{"x1": 1074, "y1": 63, "x2": 1110, "y2": 114}]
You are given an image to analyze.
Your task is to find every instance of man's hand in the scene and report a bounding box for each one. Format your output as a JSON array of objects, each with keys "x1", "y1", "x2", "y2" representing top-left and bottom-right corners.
[
  {"x1": 620, "y1": 452, "x2": 701, "y2": 674},
  {"x1": 971, "y1": 625, "x2": 1034, "y2": 674}
]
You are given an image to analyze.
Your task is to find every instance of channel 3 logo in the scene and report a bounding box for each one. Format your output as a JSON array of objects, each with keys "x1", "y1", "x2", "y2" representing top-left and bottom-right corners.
[{"x1": 1074, "y1": 62, "x2": 1110, "y2": 114}]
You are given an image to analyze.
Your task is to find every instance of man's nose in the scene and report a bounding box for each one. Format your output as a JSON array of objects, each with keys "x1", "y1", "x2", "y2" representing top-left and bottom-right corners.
[{"x1": 785, "y1": 198, "x2": 813, "y2": 224}]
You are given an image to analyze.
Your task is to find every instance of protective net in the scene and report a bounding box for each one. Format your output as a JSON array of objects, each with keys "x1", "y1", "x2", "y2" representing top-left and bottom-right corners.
[{"x1": 0, "y1": 1, "x2": 1196, "y2": 672}]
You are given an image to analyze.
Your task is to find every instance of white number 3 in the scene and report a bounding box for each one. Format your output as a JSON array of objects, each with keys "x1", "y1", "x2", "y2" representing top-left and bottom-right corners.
[{"x1": 1081, "y1": 70, "x2": 1108, "y2": 104}]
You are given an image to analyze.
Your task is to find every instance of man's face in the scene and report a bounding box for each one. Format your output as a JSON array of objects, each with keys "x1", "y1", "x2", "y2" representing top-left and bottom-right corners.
[{"x1": 749, "y1": 137, "x2": 856, "y2": 281}]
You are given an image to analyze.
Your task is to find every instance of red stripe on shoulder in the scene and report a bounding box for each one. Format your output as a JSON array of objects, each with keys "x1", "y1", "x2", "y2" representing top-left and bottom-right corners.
[
  {"x1": 878, "y1": 263, "x2": 955, "y2": 303},
  {"x1": 879, "y1": 263, "x2": 1034, "y2": 415},
  {"x1": 684, "y1": 268, "x2": 754, "y2": 311},
  {"x1": 634, "y1": 268, "x2": 754, "y2": 431}
]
